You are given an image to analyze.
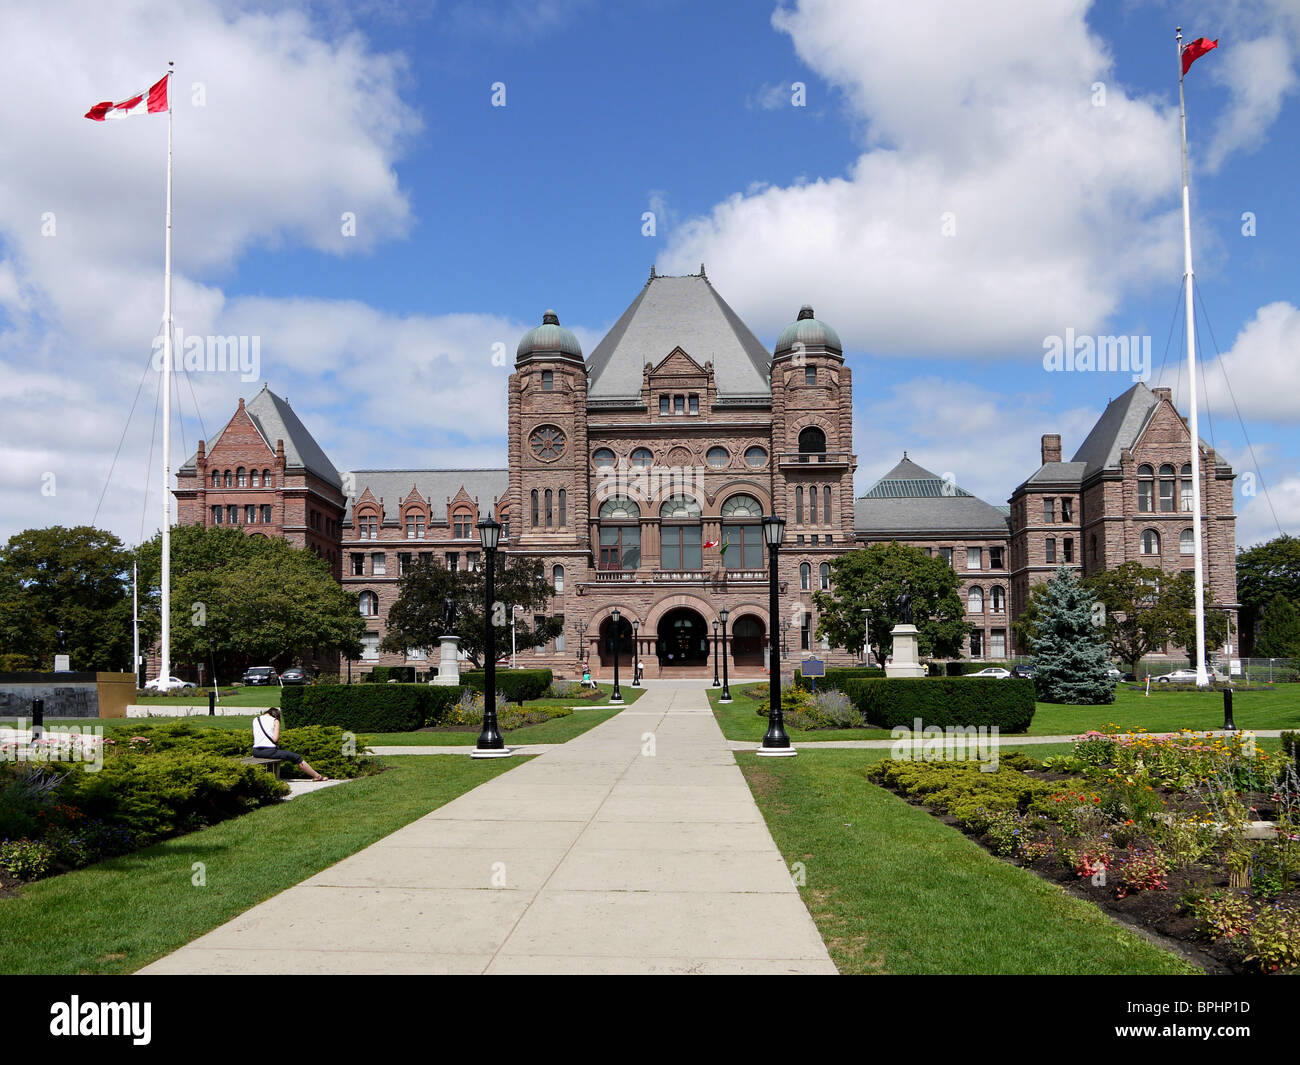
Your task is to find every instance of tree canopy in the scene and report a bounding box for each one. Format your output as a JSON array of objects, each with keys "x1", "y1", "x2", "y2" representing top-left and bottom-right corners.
[
  {"x1": 0, "y1": 525, "x2": 133, "y2": 672},
  {"x1": 135, "y1": 524, "x2": 364, "y2": 679},
  {"x1": 1236, "y1": 535, "x2": 1300, "y2": 657},
  {"x1": 812, "y1": 541, "x2": 969, "y2": 660},
  {"x1": 380, "y1": 554, "x2": 562, "y2": 668},
  {"x1": 1255, "y1": 594, "x2": 1300, "y2": 660}
]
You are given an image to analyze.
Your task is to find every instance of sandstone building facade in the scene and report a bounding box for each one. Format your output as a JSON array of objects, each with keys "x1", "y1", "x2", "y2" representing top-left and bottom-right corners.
[{"x1": 172, "y1": 272, "x2": 1239, "y2": 677}]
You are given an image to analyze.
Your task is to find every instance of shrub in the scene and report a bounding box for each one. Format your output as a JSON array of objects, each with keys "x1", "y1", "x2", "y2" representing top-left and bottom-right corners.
[
  {"x1": 47, "y1": 819, "x2": 137, "y2": 868},
  {"x1": 1244, "y1": 905, "x2": 1300, "y2": 974},
  {"x1": 867, "y1": 760, "x2": 1056, "y2": 830},
  {"x1": 793, "y1": 667, "x2": 883, "y2": 692},
  {"x1": 1185, "y1": 889, "x2": 1253, "y2": 941},
  {"x1": 846, "y1": 677, "x2": 1035, "y2": 732},
  {"x1": 1114, "y1": 848, "x2": 1170, "y2": 897},
  {"x1": 366, "y1": 666, "x2": 416, "y2": 684},
  {"x1": 287, "y1": 684, "x2": 462, "y2": 732},
  {"x1": 443, "y1": 689, "x2": 571, "y2": 732},
  {"x1": 461, "y1": 669, "x2": 553, "y2": 704},
  {"x1": 0, "y1": 838, "x2": 56, "y2": 880},
  {"x1": 548, "y1": 679, "x2": 581, "y2": 700}
]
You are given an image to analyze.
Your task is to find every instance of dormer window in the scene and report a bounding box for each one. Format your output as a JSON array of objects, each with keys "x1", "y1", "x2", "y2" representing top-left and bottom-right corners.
[
  {"x1": 357, "y1": 508, "x2": 378, "y2": 540},
  {"x1": 453, "y1": 510, "x2": 473, "y2": 539}
]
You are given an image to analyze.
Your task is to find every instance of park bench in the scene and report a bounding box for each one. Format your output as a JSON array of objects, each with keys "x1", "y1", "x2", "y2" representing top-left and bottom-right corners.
[{"x1": 241, "y1": 755, "x2": 283, "y2": 779}]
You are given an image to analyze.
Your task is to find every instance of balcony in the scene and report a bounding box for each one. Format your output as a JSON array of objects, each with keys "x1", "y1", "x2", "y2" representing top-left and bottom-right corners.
[
  {"x1": 582, "y1": 568, "x2": 770, "y2": 590},
  {"x1": 778, "y1": 450, "x2": 853, "y2": 469}
]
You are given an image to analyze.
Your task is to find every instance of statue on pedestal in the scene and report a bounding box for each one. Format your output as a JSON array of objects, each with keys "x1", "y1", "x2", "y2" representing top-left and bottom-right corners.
[
  {"x1": 895, "y1": 588, "x2": 913, "y2": 626},
  {"x1": 441, "y1": 596, "x2": 457, "y2": 634}
]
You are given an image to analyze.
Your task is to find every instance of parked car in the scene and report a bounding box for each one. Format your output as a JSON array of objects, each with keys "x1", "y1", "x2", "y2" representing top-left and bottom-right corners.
[
  {"x1": 280, "y1": 667, "x2": 309, "y2": 685},
  {"x1": 968, "y1": 667, "x2": 1012, "y2": 679},
  {"x1": 1156, "y1": 668, "x2": 1230, "y2": 684},
  {"x1": 1011, "y1": 665, "x2": 1036, "y2": 679},
  {"x1": 242, "y1": 666, "x2": 280, "y2": 686},
  {"x1": 144, "y1": 675, "x2": 195, "y2": 692}
]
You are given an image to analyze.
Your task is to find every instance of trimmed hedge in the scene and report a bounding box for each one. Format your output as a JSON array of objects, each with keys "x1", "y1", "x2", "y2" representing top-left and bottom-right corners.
[
  {"x1": 283, "y1": 684, "x2": 467, "y2": 731},
  {"x1": 461, "y1": 668, "x2": 553, "y2": 704},
  {"x1": 365, "y1": 665, "x2": 416, "y2": 684},
  {"x1": 793, "y1": 666, "x2": 885, "y2": 691},
  {"x1": 845, "y1": 677, "x2": 1035, "y2": 732}
]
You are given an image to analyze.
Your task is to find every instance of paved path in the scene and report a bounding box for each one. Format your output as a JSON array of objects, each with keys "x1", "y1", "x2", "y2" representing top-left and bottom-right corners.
[{"x1": 138, "y1": 684, "x2": 835, "y2": 975}]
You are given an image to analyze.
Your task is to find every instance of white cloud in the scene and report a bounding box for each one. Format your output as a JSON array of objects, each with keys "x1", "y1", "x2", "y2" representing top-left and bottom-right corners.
[
  {"x1": 1236, "y1": 475, "x2": 1300, "y2": 549},
  {"x1": 1205, "y1": 35, "x2": 1297, "y2": 170}
]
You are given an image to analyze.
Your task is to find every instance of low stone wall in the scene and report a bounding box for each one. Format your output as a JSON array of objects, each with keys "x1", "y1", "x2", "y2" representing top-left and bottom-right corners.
[{"x1": 0, "y1": 672, "x2": 136, "y2": 719}]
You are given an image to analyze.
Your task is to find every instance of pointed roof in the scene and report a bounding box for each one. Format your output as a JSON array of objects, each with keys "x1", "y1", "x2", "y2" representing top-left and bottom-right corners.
[
  {"x1": 342, "y1": 470, "x2": 508, "y2": 523},
  {"x1": 586, "y1": 273, "x2": 772, "y2": 399},
  {"x1": 181, "y1": 386, "x2": 342, "y2": 489},
  {"x1": 854, "y1": 455, "x2": 1011, "y2": 537},
  {"x1": 1069, "y1": 382, "x2": 1160, "y2": 477}
]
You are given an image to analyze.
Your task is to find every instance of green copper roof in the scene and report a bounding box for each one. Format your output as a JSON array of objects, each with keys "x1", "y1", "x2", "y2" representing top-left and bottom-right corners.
[
  {"x1": 775, "y1": 305, "x2": 842, "y2": 356},
  {"x1": 516, "y1": 309, "x2": 583, "y2": 361}
]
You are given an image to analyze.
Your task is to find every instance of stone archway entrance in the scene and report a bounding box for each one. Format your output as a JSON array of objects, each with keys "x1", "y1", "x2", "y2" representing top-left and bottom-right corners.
[
  {"x1": 731, "y1": 614, "x2": 766, "y2": 667},
  {"x1": 598, "y1": 615, "x2": 634, "y2": 668},
  {"x1": 656, "y1": 607, "x2": 709, "y2": 668}
]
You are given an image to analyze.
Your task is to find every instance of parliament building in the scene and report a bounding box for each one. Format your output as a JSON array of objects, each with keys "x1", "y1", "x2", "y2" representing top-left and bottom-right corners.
[{"x1": 174, "y1": 269, "x2": 1239, "y2": 679}]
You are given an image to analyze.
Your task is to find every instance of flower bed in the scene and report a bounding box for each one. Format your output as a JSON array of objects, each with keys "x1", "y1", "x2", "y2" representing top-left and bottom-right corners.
[{"x1": 867, "y1": 731, "x2": 1300, "y2": 974}]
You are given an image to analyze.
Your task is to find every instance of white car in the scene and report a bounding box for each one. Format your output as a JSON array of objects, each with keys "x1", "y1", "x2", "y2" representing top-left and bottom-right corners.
[
  {"x1": 144, "y1": 676, "x2": 196, "y2": 692},
  {"x1": 1156, "y1": 668, "x2": 1229, "y2": 684},
  {"x1": 968, "y1": 667, "x2": 1012, "y2": 679},
  {"x1": 1105, "y1": 667, "x2": 1123, "y2": 678}
]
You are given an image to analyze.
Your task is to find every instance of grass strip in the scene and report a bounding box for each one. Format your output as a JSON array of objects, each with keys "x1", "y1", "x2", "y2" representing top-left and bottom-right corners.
[
  {"x1": 737, "y1": 748, "x2": 1196, "y2": 975},
  {"x1": 0, "y1": 756, "x2": 522, "y2": 975}
]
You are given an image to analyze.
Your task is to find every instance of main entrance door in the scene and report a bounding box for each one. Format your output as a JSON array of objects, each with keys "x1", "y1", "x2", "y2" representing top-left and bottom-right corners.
[{"x1": 656, "y1": 608, "x2": 709, "y2": 667}]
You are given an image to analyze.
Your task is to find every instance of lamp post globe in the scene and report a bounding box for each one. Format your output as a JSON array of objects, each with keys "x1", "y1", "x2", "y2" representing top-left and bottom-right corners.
[
  {"x1": 758, "y1": 515, "x2": 795, "y2": 756},
  {"x1": 472, "y1": 517, "x2": 510, "y2": 758},
  {"x1": 609, "y1": 607, "x2": 624, "y2": 703},
  {"x1": 719, "y1": 607, "x2": 732, "y2": 703}
]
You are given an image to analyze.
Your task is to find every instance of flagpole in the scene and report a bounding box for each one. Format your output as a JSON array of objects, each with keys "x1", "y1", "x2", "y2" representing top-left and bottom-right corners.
[
  {"x1": 1176, "y1": 28, "x2": 1209, "y2": 688},
  {"x1": 160, "y1": 60, "x2": 174, "y2": 687}
]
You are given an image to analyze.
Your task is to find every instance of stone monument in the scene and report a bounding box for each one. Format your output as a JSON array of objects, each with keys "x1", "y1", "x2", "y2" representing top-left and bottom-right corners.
[
  {"x1": 885, "y1": 589, "x2": 926, "y2": 679},
  {"x1": 432, "y1": 597, "x2": 463, "y2": 687}
]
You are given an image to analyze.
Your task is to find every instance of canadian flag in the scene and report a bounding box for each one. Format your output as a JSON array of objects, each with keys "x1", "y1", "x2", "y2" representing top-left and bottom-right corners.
[
  {"x1": 703, "y1": 539, "x2": 720, "y2": 550},
  {"x1": 85, "y1": 74, "x2": 169, "y2": 121},
  {"x1": 1181, "y1": 37, "x2": 1218, "y2": 76}
]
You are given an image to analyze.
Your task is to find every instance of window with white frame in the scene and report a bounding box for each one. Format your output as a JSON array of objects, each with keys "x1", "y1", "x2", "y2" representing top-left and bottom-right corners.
[
  {"x1": 967, "y1": 547, "x2": 981, "y2": 569},
  {"x1": 360, "y1": 632, "x2": 379, "y2": 660}
]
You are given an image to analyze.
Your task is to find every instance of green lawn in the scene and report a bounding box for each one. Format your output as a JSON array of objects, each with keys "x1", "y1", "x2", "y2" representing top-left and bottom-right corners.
[
  {"x1": 132, "y1": 687, "x2": 282, "y2": 707},
  {"x1": 0, "y1": 756, "x2": 523, "y2": 975},
  {"x1": 369, "y1": 704, "x2": 625, "y2": 745},
  {"x1": 737, "y1": 749, "x2": 1196, "y2": 975},
  {"x1": 709, "y1": 682, "x2": 1300, "y2": 743}
]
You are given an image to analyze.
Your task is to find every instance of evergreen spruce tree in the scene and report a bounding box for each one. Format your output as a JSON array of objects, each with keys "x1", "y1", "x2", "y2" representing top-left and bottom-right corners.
[{"x1": 1029, "y1": 566, "x2": 1115, "y2": 705}]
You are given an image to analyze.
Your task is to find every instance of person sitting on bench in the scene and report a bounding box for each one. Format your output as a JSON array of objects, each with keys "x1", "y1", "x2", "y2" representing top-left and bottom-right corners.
[
  {"x1": 581, "y1": 668, "x2": 598, "y2": 690},
  {"x1": 252, "y1": 708, "x2": 328, "y2": 780}
]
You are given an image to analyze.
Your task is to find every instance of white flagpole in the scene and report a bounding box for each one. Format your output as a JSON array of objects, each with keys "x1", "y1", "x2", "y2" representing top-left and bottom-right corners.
[
  {"x1": 1176, "y1": 29, "x2": 1209, "y2": 688},
  {"x1": 132, "y1": 560, "x2": 140, "y2": 683},
  {"x1": 160, "y1": 60, "x2": 174, "y2": 687}
]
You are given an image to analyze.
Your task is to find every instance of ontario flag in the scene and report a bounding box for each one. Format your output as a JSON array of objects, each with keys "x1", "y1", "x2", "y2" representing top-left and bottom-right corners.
[
  {"x1": 85, "y1": 73, "x2": 169, "y2": 121},
  {"x1": 1181, "y1": 37, "x2": 1218, "y2": 76}
]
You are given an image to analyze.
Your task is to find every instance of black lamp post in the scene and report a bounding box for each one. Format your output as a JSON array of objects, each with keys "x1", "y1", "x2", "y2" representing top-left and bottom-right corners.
[
  {"x1": 610, "y1": 608, "x2": 624, "y2": 703},
  {"x1": 575, "y1": 619, "x2": 588, "y2": 663},
  {"x1": 719, "y1": 607, "x2": 732, "y2": 703},
  {"x1": 758, "y1": 515, "x2": 795, "y2": 756},
  {"x1": 472, "y1": 517, "x2": 510, "y2": 758},
  {"x1": 632, "y1": 620, "x2": 640, "y2": 686},
  {"x1": 712, "y1": 620, "x2": 720, "y2": 686}
]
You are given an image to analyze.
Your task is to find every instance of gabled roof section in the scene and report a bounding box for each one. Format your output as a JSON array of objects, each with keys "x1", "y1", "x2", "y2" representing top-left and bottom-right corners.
[
  {"x1": 586, "y1": 272, "x2": 771, "y2": 399},
  {"x1": 181, "y1": 386, "x2": 342, "y2": 488},
  {"x1": 1070, "y1": 382, "x2": 1159, "y2": 477},
  {"x1": 343, "y1": 470, "x2": 508, "y2": 524},
  {"x1": 855, "y1": 455, "x2": 1011, "y2": 538}
]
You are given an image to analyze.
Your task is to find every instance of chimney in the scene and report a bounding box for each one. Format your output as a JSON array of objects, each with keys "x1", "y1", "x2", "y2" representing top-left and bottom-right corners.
[
  {"x1": 1041, "y1": 434, "x2": 1062, "y2": 465},
  {"x1": 237, "y1": 397, "x2": 245, "y2": 411},
  {"x1": 1152, "y1": 387, "x2": 1172, "y2": 403}
]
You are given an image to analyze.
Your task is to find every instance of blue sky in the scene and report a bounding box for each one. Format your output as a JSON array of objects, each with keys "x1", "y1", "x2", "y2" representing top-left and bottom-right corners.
[{"x1": 1, "y1": 0, "x2": 1297, "y2": 548}]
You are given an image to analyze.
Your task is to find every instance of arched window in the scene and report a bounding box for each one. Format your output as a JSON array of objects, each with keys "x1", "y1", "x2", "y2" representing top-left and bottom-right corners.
[
  {"x1": 992, "y1": 586, "x2": 1005, "y2": 613},
  {"x1": 798, "y1": 426, "x2": 826, "y2": 456},
  {"x1": 1180, "y1": 463, "x2": 1193, "y2": 511},
  {"x1": 795, "y1": 486, "x2": 804, "y2": 524},
  {"x1": 809, "y1": 485, "x2": 818, "y2": 524},
  {"x1": 659, "y1": 495, "x2": 701, "y2": 519},
  {"x1": 250, "y1": 470, "x2": 260, "y2": 487},
  {"x1": 211, "y1": 470, "x2": 220, "y2": 487},
  {"x1": 1180, "y1": 528, "x2": 1195, "y2": 555},
  {"x1": 660, "y1": 496, "x2": 701, "y2": 570},
  {"x1": 263, "y1": 469, "x2": 272, "y2": 487},
  {"x1": 224, "y1": 470, "x2": 233, "y2": 487},
  {"x1": 236, "y1": 467, "x2": 247, "y2": 487},
  {"x1": 359, "y1": 591, "x2": 379, "y2": 617},
  {"x1": 452, "y1": 509, "x2": 471, "y2": 539},
  {"x1": 406, "y1": 509, "x2": 427, "y2": 540},
  {"x1": 800, "y1": 562, "x2": 811, "y2": 590},
  {"x1": 599, "y1": 496, "x2": 641, "y2": 519},
  {"x1": 1141, "y1": 529, "x2": 1160, "y2": 555},
  {"x1": 559, "y1": 489, "x2": 566, "y2": 526},
  {"x1": 553, "y1": 565, "x2": 564, "y2": 592},
  {"x1": 819, "y1": 562, "x2": 831, "y2": 590},
  {"x1": 1137, "y1": 465, "x2": 1154, "y2": 512},
  {"x1": 721, "y1": 494, "x2": 764, "y2": 570},
  {"x1": 1159, "y1": 464, "x2": 1176, "y2": 512},
  {"x1": 356, "y1": 507, "x2": 378, "y2": 540},
  {"x1": 541, "y1": 369, "x2": 553, "y2": 391},
  {"x1": 531, "y1": 489, "x2": 539, "y2": 526},
  {"x1": 968, "y1": 587, "x2": 984, "y2": 613},
  {"x1": 824, "y1": 486, "x2": 832, "y2": 524},
  {"x1": 721, "y1": 493, "x2": 763, "y2": 518},
  {"x1": 544, "y1": 489, "x2": 553, "y2": 527},
  {"x1": 598, "y1": 497, "x2": 640, "y2": 570}
]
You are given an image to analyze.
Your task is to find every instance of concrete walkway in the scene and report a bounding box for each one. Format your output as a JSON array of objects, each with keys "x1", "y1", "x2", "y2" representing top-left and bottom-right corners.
[{"x1": 138, "y1": 683, "x2": 835, "y2": 975}]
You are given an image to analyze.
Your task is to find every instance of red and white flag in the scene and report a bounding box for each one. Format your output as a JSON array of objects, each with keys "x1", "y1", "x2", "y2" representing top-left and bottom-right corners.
[
  {"x1": 85, "y1": 73, "x2": 169, "y2": 121},
  {"x1": 1181, "y1": 37, "x2": 1218, "y2": 76},
  {"x1": 703, "y1": 539, "x2": 720, "y2": 550}
]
